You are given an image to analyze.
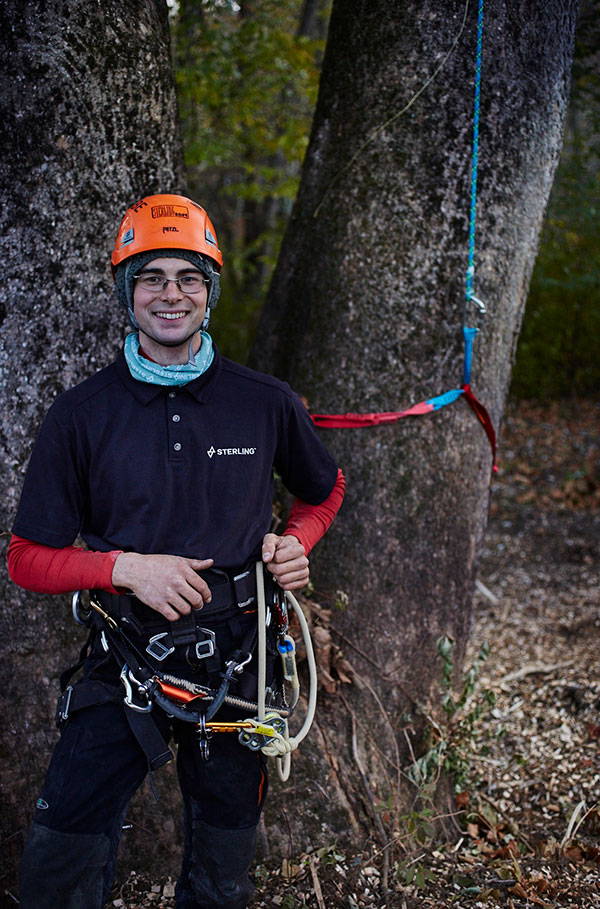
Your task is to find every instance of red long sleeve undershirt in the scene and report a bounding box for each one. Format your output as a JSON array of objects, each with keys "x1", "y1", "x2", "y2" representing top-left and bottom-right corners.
[
  {"x1": 7, "y1": 469, "x2": 345, "y2": 595},
  {"x1": 283, "y1": 468, "x2": 345, "y2": 555},
  {"x1": 6, "y1": 540, "x2": 123, "y2": 595}
]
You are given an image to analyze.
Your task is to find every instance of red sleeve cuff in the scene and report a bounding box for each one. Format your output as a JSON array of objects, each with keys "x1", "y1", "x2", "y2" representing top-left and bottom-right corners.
[{"x1": 7, "y1": 535, "x2": 122, "y2": 595}]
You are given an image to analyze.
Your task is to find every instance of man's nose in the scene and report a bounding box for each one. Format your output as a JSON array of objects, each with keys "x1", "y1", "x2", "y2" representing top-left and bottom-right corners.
[{"x1": 162, "y1": 278, "x2": 183, "y2": 300}]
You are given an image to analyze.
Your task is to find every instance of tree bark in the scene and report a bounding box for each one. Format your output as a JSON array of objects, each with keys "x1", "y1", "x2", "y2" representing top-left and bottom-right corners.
[
  {"x1": 251, "y1": 0, "x2": 577, "y2": 851},
  {"x1": 0, "y1": 0, "x2": 183, "y2": 889}
]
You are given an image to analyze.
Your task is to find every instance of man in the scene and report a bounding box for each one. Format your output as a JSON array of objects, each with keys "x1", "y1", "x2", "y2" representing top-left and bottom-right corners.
[{"x1": 8, "y1": 193, "x2": 345, "y2": 909}]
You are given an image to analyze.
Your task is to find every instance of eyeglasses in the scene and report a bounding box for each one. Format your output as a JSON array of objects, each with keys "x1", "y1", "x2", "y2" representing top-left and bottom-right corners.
[{"x1": 133, "y1": 273, "x2": 209, "y2": 294}]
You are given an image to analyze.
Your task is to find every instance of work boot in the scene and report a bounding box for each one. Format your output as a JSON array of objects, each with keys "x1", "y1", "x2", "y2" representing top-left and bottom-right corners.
[
  {"x1": 20, "y1": 822, "x2": 111, "y2": 909},
  {"x1": 176, "y1": 818, "x2": 257, "y2": 909}
]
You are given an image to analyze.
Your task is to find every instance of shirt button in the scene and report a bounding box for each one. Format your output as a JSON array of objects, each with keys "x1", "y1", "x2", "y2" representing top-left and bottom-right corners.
[
  {"x1": 172, "y1": 414, "x2": 181, "y2": 422},
  {"x1": 173, "y1": 442, "x2": 182, "y2": 452},
  {"x1": 168, "y1": 391, "x2": 176, "y2": 398}
]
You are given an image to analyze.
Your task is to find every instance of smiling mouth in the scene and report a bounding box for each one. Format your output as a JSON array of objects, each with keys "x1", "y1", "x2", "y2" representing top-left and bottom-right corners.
[{"x1": 154, "y1": 311, "x2": 188, "y2": 321}]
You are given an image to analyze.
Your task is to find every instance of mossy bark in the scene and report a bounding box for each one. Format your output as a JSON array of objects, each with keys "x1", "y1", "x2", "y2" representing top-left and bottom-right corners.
[
  {"x1": 0, "y1": 0, "x2": 183, "y2": 889},
  {"x1": 251, "y1": 0, "x2": 578, "y2": 851}
]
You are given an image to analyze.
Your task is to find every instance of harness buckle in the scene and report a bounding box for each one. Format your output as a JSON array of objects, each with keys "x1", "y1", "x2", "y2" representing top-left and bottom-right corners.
[
  {"x1": 233, "y1": 568, "x2": 256, "y2": 609},
  {"x1": 55, "y1": 685, "x2": 73, "y2": 725},
  {"x1": 194, "y1": 628, "x2": 216, "y2": 661},
  {"x1": 237, "y1": 597, "x2": 255, "y2": 609},
  {"x1": 146, "y1": 632, "x2": 175, "y2": 662}
]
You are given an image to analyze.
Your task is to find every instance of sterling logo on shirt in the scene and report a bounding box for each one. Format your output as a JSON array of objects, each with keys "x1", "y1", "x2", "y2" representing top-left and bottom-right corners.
[{"x1": 206, "y1": 446, "x2": 257, "y2": 458}]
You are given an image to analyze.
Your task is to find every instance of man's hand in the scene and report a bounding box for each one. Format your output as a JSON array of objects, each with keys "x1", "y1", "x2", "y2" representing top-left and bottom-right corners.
[
  {"x1": 112, "y1": 552, "x2": 214, "y2": 622},
  {"x1": 262, "y1": 533, "x2": 309, "y2": 590}
]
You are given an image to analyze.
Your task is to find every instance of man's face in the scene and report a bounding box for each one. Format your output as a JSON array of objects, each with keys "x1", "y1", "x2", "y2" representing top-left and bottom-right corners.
[{"x1": 132, "y1": 257, "x2": 208, "y2": 360}]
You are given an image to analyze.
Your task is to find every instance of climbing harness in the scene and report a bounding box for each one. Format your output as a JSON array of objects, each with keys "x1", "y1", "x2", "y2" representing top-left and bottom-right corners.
[
  {"x1": 310, "y1": 0, "x2": 497, "y2": 472},
  {"x1": 60, "y1": 563, "x2": 317, "y2": 781}
]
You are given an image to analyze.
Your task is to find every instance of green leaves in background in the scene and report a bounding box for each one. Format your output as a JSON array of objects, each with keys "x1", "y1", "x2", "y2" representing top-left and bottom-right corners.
[
  {"x1": 171, "y1": 2, "x2": 599, "y2": 393},
  {"x1": 512, "y1": 4, "x2": 600, "y2": 399},
  {"x1": 171, "y1": 0, "x2": 328, "y2": 361}
]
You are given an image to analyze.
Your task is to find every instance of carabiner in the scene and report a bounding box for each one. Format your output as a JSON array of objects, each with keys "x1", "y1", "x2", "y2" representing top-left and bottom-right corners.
[
  {"x1": 467, "y1": 292, "x2": 486, "y2": 314},
  {"x1": 120, "y1": 665, "x2": 153, "y2": 713}
]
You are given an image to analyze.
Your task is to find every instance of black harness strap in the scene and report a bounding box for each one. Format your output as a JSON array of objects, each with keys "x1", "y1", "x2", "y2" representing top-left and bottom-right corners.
[
  {"x1": 55, "y1": 679, "x2": 120, "y2": 726},
  {"x1": 123, "y1": 707, "x2": 173, "y2": 771},
  {"x1": 56, "y1": 563, "x2": 276, "y2": 770},
  {"x1": 58, "y1": 629, "x2": 96, "y2": 693}
]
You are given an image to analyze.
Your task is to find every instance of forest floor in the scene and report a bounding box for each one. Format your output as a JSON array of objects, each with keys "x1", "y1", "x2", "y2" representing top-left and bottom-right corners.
[{"x1": 112, "y1": 400, "x2": 600, "y2": 909}]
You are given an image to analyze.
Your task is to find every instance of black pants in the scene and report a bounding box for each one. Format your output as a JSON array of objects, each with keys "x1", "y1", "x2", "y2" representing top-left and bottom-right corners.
[
  {"x1": 20, "y1": 701, "x2": 267, "y2": 909},
  {"x1": 20, "y1": 608, "x2": 271, "y2": 909}
]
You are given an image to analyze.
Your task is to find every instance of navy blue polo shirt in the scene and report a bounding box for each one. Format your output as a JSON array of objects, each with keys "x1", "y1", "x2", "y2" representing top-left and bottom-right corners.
[{"x1": 12, "y1": 347, "x2": 338, "y2": 569}]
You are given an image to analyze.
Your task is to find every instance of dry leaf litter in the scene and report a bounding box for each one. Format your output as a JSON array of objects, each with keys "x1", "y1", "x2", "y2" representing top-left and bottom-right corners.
[{"x1": 108, "y1": 401, "x2": 600, "y2": 908}]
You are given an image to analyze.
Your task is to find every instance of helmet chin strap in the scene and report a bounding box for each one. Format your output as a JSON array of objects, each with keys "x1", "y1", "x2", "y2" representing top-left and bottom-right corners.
[
  {"x1": 127, "y1": 298, "x2": 210, "y2": 363},
  {"x1": 127, "y1": 304, "x2": 139, "y2": 330},
  {"x1": 135, "y1": 320, "x2": 210, "y2": 365},
  {"x1": 185, "y1": 309, "x2": 212, "y2": 363}
]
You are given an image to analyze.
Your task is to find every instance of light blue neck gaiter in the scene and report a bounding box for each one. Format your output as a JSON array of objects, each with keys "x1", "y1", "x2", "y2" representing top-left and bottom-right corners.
[{"x1": 124, "y1": 332, "x2": 214, "y2": 386}]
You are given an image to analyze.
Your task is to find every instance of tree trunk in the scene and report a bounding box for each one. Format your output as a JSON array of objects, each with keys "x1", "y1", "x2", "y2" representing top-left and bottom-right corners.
[
  {"x1": 251, "y1": 0, "x2": 577, "y2": 853},
  {"x1": 0, "y1": 0, "x2": 183, "y2": 890}
]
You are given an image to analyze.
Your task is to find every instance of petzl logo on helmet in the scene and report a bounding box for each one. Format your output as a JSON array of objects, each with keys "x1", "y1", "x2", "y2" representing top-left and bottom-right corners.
[
  {"x1": 205, "y1": 228, "x2": 217, "y2": 246},
  {"x1": 151, "y1": 204, "x2": 189, "y2": 219}
]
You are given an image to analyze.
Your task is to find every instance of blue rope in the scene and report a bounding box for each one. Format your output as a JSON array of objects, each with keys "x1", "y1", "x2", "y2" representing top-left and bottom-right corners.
[
  {"x1": 462, "y1": 326, "x2": 479, "y2": 386},
  {"x1": 462, "y1": 0, "x2": 485, "y2": 387},
  {"x1": 427, "y1": 388, "x2": 465, "y2": 410},
  {"x1": 465, "y1": 0, "x2": 484, "y2": 307}
]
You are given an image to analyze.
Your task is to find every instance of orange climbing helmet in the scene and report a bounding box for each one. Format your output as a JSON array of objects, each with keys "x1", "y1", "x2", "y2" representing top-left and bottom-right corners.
[
  {"x1": 112, "y1": 193, "x2": 223, "y2": 329},
  {"x1": 111, "y1": 193, "x2": 223, "y2": 268}
]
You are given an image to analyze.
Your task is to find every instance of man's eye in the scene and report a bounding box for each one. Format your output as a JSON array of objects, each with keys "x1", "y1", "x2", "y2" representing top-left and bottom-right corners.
[
  {"x1": 143, "y1": 276, "x2": 162, "y2": 286},
  {"x1": 180, "y1": 276, "x2": 203, "y2": 288}
]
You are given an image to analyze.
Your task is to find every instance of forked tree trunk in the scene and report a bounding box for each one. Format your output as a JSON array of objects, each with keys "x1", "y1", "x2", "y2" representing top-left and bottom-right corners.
[
  {"x1": 0, "y1": 0, "x2": 183, "y2": 888},
  {"x1": 251, "y1": 0, "x2": 577, "y2": 852}
]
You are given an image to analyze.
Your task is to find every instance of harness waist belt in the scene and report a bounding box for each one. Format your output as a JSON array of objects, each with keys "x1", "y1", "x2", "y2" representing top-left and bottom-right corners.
[{"x1": 93, "y1": 564, "x2": 259, "y2": 630}]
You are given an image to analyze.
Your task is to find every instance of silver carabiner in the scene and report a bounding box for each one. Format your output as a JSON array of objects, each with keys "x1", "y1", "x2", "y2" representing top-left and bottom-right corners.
[
  {"x1": 467, "y1": 292, "x2": 486, "y2": 314},
  {"x1": 120, "y1": 665, "x2": 153, "y2": 713},
  {"x1": 227, "y1": 651, "x2": 253, "y2": 675},
  {"x1": 71, "y1": 590, "x2": 93, "y2": 627}
]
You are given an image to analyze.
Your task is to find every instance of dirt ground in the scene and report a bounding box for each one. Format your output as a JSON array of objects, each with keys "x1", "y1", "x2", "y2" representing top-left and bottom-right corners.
[{"x1": 108, "y1": 400, "x2": 599, "y2": 909}]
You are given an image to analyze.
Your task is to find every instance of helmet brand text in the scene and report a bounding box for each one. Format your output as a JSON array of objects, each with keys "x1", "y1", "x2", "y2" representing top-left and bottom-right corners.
[{"x1": 152, "y1": 205, "x2": 189, "y2": 219}]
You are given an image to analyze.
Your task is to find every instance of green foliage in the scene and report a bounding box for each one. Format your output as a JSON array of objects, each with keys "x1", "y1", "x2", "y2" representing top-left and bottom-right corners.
[
  {"x1": 511, "y1": 157, "x2": 600, "y2": 399},
  {"x1": 396, "y1": 858, "x2": 436, "y2": 888},
  {"x1": 512, "y1": 13, "x2": 600, "y2": 399},
  {"x1": 396, "y1": 806, "x2": 438, "y2": 848},
  {"x1": 171, "y1": 0, "x2": 328, "y2": 361},
  {"x1": 174, "y1": 3, "x2": 321, "y2": 188},
  {"x1": 170, "y1": 2, "x2": 599, "y2": 382},
  {"x1": 407, "y1": 636, "x2": 495, "y2": 794}
]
